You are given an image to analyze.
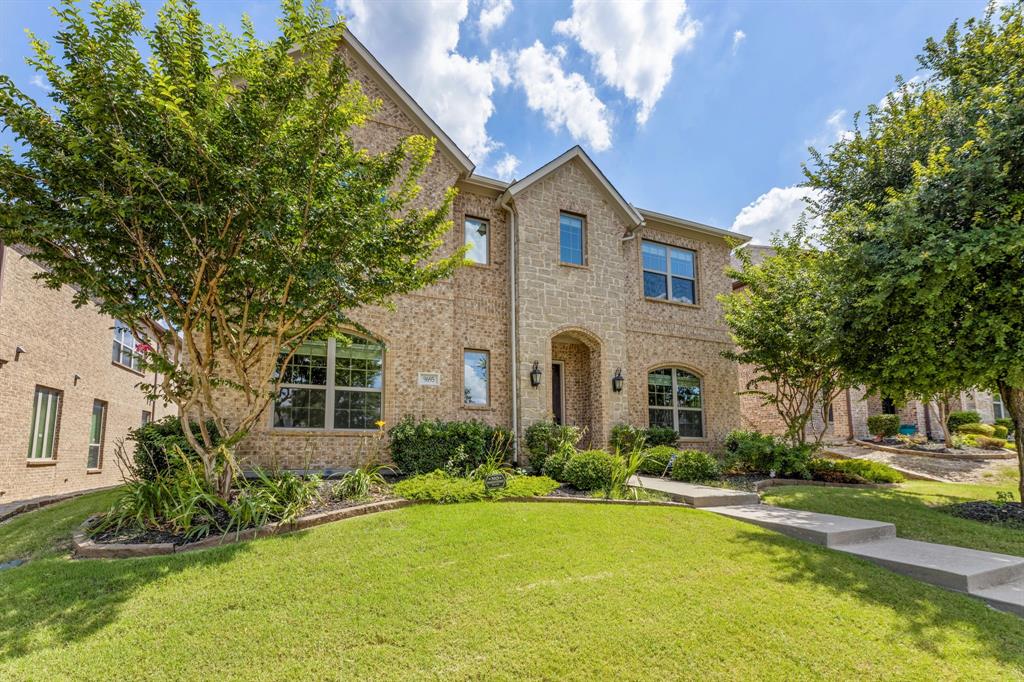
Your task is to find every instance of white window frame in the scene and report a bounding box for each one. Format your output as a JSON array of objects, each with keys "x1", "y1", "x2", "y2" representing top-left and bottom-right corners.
[
  {"x1": 28, "y1": 386, "x2": 62, "y2": 460},
  {"x1": 464, "y1": 217, "x2": 490, "y2": 265},
  {"x1": 272, "y1": 337, "x2": 384, "y2": 431},
  {"x1": 88, "y1": 400, "x2": 107, "y2": 470},
  {"x1": 647, "y1": 368, "x2": 704, "y2": 439},
  {"x1": 463, "y1": 349, "x2": 490, "y2": 406},
  {"x1": 559, "y1": 212, "x2": 587, "y2": 266},
  {"x1": 112, "y1": 320, "x2": 143, "y2": 371},
  {"x1": 641, "y1": 240, "x2": 698, "y2": 305},
  {"x1": 992, "y1": 394, "x2": 1006, "y2": 420}
]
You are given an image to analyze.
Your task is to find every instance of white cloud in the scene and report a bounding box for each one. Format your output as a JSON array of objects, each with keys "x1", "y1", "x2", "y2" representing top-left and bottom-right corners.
[
  {"x1": 513, "y1": 41, "x2": 612, "y2": 151},
  {"x1": 493, "y1": 153, "x2": 520, "y2": 180},
  {"x1": 30, "y1": 73, "x2": 46, "y2": 89},
  {"x1": 554, "y1": 0, "x2": 699, "y2": 125},
  {"x1": 338, "y1": 0, "x2": 504, "y2": 164},
  {"x1": 478, "y1": 0, "x2": 512, "y2": 41},
  {"x1": 731, "y1": 185, "x2": 822, "y2": 245},
  {"x1": 731, "y1": 30, "x2": 746, "y2": 54}
]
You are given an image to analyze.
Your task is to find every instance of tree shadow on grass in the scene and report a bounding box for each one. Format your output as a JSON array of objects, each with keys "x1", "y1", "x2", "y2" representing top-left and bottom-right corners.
[
  {"x1": 728, "y1": 528, "x2": 1024, "y2": 670},
  {"x1": 0, "y1": 543, "x2": 247, "y2": 662}
]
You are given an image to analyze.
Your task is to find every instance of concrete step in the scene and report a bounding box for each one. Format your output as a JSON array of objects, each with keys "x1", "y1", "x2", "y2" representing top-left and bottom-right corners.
[
  {"x1": 709, "y1": 505, "x2": 896, "y2": 547},
  {"x1": 971, "y1": 578, "x2": 1024, "y2": 617},
  {"x1": 633, "y1": 476, "x2": 761, "y2": 507},
  {"x1": 836, "y1": 538, "x2": 1024, "y2": 593}
]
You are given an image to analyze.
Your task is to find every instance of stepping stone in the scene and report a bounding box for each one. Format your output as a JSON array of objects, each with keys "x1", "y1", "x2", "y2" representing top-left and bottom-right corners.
[
  {"x1": 971, "y1": 578, "x2": 1024, "y2": 616},
  {"x1": 633, "y1": 476, "x2": 761, "y2": 507},
  {"x1": 836, "y1": 537, "x2": 1024, "y2": 593},
  {"x1": 709, "y1": 505, "x2": 896, "y2": 547}
]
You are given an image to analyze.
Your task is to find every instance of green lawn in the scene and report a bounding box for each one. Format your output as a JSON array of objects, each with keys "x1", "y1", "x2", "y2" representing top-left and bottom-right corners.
[
  {"x1": 1, "y1": 495, "x2": 1022, "y2": 680},
  {"x1": 763, "y1": 480, "x2": 1024, "y2": 557},
  {"x1": 0, "y1": 489, "x2": 121, "y2": 563}
]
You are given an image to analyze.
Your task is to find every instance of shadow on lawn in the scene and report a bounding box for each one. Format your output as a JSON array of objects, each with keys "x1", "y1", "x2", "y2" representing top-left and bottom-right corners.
[
  {"x1": 0, "y1": 544, "x2": 247, "y2": 661},
  {"x1": 731, "y1": 528, "x2": 1024, "y2": 669}
]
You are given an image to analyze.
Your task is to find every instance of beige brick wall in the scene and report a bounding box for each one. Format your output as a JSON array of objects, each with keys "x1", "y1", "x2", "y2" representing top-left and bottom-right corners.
[{"x1": 0, "y1": 245, "x2": 172, "y2": 504}]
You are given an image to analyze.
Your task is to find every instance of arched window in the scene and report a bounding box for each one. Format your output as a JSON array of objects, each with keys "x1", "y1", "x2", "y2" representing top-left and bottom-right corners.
[
  {"x1": 647, "y1": 368, "x2": 703, "y2": 438},
  {"x1": 273, "y1": 336, "x2": 384, "y2": 430}
]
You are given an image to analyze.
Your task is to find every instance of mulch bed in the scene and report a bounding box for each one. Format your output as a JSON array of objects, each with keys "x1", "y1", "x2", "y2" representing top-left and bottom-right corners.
[{"x1": 945, "y1": 501, "x2": 1024, "y2": 527}]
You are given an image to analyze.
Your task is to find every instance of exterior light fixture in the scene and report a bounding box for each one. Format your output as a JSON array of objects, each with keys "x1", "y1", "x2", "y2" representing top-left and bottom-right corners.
[
  {"x1": 612, "y1": 368, "x2": 624, "y2": 393},
  {"x1": 14, "y1": 346, "x2": 26, "y2": 361},
  {"x1": 530, "y1": 361, "x2": 542, "y2": 387}
]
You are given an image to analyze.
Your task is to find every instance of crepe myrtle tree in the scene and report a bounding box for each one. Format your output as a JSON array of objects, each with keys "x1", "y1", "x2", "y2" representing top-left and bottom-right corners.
[
  {"x1": 720, "y1": 225, "x2": 852, "y2": 447},
  {"x1": 0, "y1": 0, "x2": 465, "y2": 497},
  {"x1": 806, "y1": 3, "x2": 1024, "y2": 499}
]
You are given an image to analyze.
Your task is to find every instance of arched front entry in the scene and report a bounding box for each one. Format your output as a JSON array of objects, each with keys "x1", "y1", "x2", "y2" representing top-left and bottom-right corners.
[{"x1": 549, "y1": 327, "x2": 603, "y2": 447}]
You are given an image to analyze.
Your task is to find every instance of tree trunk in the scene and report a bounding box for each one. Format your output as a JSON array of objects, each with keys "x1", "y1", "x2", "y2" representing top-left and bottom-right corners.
[{"x1": 997, "y1": 381, "x2": 1024, "y2": 502}]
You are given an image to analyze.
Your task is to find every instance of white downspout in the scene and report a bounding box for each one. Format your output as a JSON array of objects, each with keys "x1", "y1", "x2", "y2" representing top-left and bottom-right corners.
[{"x1": 504, "y1": 200, "x2": 521, "y2": 465}]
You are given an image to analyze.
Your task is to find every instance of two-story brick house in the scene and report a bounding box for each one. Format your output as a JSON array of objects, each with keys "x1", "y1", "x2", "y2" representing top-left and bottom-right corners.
[{"x1": 229, "y1": 30, "x2": 750, "y2": 472}]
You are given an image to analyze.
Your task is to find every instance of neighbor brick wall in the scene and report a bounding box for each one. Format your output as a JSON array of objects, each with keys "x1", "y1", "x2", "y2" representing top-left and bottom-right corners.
[{"x1": 0, "y1": 245, "x2": 172, "y2": 504}]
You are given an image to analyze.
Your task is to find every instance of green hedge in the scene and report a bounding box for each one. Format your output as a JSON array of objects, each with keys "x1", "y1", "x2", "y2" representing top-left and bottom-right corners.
[
  {"x1": 993, "y1": 424, "x2": 1009, "y2": 439},
  {"x1": 637, "y1": 445, "x2": 677, "y2": 476},
  {"x1": 947, "y1": 411, "x2": 981, "y2": 433},
  {"x1": 995, "y1": 418, "x2": 1014, "y2": 437},
  {"x1": 724, "y1": 430, "x2": 813, "y2": 479},
  {"x1": 866, "y1": 414, "x2": 899, "y2": 438},
  {"x1": 388, "y1": 418, "x2": 513, "y2": 475},
  {"x1": 392, "y1": 471, "x2": 558, "y2": 503},
  {"x1": 609, "y1": 424, "x2": 678, "y2": 452},
  {"x1": 668, "y1": 450, "x2": 719, "y2": 482},
  {"x1": 809, "y1": 458, "x2": 904, "y2": 484},
  {"x1": 127, "y1": 416, "x2": 221, "y2": 481},
  {"x1": 524, "y1": 421, "x2": 580, "y2": 473},
  {"x1": 562, "y1": 450, "x2": 619, "y2": 491},
  {"x1": 958, "y1": 422, "x2": 996, "y2": 437}
]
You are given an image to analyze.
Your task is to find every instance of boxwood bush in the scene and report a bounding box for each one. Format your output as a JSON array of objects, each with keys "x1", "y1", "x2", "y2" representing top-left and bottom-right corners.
[
  {"x1": 637, "y1": 445, "x2": 677, "y2": 476},
  {"x1": 830, "y1": 458, "x2": 904, "y2": 483},
  {"x1": 995, "y1": 418, "x2": 1014, "y2": 437},
  {"x1": 946, "y1": 410, "x2": 981, "y2": 433},
  {"x1": 974, "y1": 435, "x2": 1009, "y2": 450},
  {"x1": 609, "y1": 424, "x2": 679, "y2": 452},
  {"x1": 562, "y1": 450, "x2": 619, "y2": 491},
  {"x1": 388, "y1": 418, "x2": 513, "y2": 475},
  {"x1": 866, "y1": 414, "x2": 899, "y2": 438},
  {"x1": 392, "y1": 471, "x2": 558, "y2": 503},
  {"x1": 993, "y1": 424, "x2": 1009, "y2": 439},
  {"x1": 524, "y1": 421, "x2": 580, "y2": 473},
  {"x1": 668, "y1": 450, "x2": 719, "y2": 482},
  {"x1": 958, "y1": 422, "x2": 996, "y2": 437},
  {"x1": 128, "y1": 416, "x2": 220, "y2": 481},
  {"x1": 541, "y1": 443, "x2": 573, "y2": 482}
]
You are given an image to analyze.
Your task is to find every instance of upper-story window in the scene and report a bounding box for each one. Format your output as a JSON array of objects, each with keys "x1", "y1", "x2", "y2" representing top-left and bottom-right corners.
[
  {"x1": 993, "y1": 394, "x2": 1006, "y2": 420},
  {"x1": 465, "y1": 217, "x2": 489, "y2": 264},
  {"x1": 642, "y1": 240, "x2": 697, "y2": 304},
  {"x1": 112, "y1": 320, "x2": 143, "y2": 371},
  {"x1": 559, "y1": 212, "x2": 586, "y2": 265},
  {"x1": 273, "y1": 336, "x2": 384, "y2": 430}
]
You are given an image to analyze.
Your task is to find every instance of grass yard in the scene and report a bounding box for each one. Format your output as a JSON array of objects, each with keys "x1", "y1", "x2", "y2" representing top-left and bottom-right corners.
[
  {"x1": 0, "y1": 493, "x2": 1022, "y2": 680},
  {"x1": 763, "y1": 480, "x2": 1024, "y2": 557},
  {"x1": 0, "y1": 489, "x2": 121, "y2": 564}
]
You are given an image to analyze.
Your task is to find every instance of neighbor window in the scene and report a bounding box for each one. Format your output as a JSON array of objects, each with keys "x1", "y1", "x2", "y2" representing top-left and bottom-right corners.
[
  {"x1": 465, "y1": 217, "x2": 489, "y2": 264},
  {"x1": 28, "y1": 386, "x2": 61, "y2": 459},
  {"x1": 273, "y1": 336, "x2": 383, "y2": 430},
  {"x1": 141, "y1": 410, "x2": 153, "y2": 426},
  {"x1": 88, "y1": 400, "x2": 107, "y2": 469},
  {"x1": 463, "y1": 350, "x2": 490, "y2": 406},
  {"x1": 993, "y1": 394, "x2": 1006, "y2": 420},
  {"x1": 112, "y1": 320, "x2": 142, "y2": 371},
  {"x1": 559, "y1": 212, "x2": 585, "y2": 265},
  {"x1": 648, "y1": 368, "x2": 703, "y2": 438},
  {"x1": 642, "y1": 240, "x2": 697, "y2": 304}
]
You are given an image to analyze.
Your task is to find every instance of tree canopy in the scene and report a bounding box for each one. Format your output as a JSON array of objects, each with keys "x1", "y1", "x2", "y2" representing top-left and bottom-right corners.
[
  {"x1": 0, "y1": 0, "x2": 462, "y2": 495},
  {"x1": 806, "y1": 1, "x2": 1024, "y2": 497}
]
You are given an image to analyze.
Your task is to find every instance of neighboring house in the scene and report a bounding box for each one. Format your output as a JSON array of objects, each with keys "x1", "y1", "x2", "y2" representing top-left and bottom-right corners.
[
  {"x1": 227, "y1": 30, "x2": 751, "y2": 472},
  {"x1": 0, "y1": 243, "x2": 172, "y2": 505}
]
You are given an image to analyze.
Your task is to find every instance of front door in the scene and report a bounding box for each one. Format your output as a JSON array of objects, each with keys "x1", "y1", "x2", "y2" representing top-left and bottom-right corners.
[{"x1": 551, "y1": 362, "x2": 564, "y2": 425}]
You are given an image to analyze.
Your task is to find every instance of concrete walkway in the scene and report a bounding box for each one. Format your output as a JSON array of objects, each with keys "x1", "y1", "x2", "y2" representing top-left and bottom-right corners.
[{"x1": 631, "y1": 476, "x2": 1023, "y2": 616}]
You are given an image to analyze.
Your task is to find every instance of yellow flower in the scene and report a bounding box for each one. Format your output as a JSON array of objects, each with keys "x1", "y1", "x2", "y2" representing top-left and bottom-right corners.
[{"x1": 375, "y1": 420, "x2": 386, "y2": 429}]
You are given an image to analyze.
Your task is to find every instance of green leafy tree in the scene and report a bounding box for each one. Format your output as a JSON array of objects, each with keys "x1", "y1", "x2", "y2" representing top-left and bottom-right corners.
[
  {"x1": 0, "y1": 0, "x2": 462, "y2": 497},
  {"x1": 806, "y1": 2, "x2": 1024, "y2": 499},
  {"x1": 721, "y1": 226, "x2": 851, "y2": 446}
]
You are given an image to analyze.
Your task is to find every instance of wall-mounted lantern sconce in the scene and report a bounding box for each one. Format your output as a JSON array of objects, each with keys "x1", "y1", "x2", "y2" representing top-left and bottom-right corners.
[
  {"x1": 73, "y1": 373, "x2": 82, "y2": 386},
  {"x1": 14, "y1": 346, "x2": 26, "y2": 361},
  {"x1": 530, "y1": 361, "x2": 542, "y2": 387},
  {"x1": 612, "y1": 368, "x2": 624, "y2": 393}
]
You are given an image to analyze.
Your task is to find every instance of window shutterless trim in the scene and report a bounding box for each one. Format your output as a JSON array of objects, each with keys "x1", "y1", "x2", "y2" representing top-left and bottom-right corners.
[
  {"x1": 28, "y1": 386, "x2": 62, "y2": 460},
  {"x1": 639, "y1": 239, "x2": 699, "y2": 306},
  {"x1": 463, "y1": 348, "x2": 491, "y2": 407},
  {"x1": 87, "y1": 400, "x2": 108, "y2": 470},
  {"x1": 558, "y1": 211, "x2": 587, "y2": 266},
  {"x1": 464, "y1": 215, "x2": 491, "y2": 266},
  {"x1": 646, "y1": 367, "x2": 705, "y2": 439}
]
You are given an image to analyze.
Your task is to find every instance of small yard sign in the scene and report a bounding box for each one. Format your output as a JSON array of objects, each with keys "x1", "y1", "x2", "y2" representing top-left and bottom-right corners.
[
  {"x1": 417, "y1": 372, "x2": 441, "y2": 387},
  {"x1": 484, "y1": 473, "x2": 507, "y2": 490}
]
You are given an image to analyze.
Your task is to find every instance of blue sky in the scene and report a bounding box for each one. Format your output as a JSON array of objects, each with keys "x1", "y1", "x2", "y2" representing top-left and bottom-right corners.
[{"x1": 0, "y1": 0, "x2": 992, "y2": 242}]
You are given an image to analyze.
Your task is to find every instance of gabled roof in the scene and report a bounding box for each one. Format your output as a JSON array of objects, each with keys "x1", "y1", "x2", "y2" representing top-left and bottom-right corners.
[
  {"x1": 638, "y1": 208, "x2": 751, "y2": 244},
  {"x1": 342, "y1": 29, "x2": 475, "y2": 175},
  {"x1": 498, "y1": 146, "x2": 644, "y2": 228}
]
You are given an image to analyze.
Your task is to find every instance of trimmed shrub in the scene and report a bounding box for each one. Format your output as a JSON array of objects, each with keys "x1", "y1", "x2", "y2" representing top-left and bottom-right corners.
[
  {"x1": 541, "y1": 443, "x2": 574, "y2": 482},
  {"x1": 638, "y1": 445, "x2": 677, "y2": 476},
  {"x1": 958, "y1": 422, "x2": 996, "y2": 437},
  {"x1": 388, "y1": 418, "x2": 513, "y2": 475},
  {"x1": 668, "y1": 450, "x2": 719, "y2": 482},
  {"x1": 562, "y1": 450, "x2": 618, "y2": 491},
  {"x1": 947, "y1": 411, "x2": 981, "y2": 433},
  {"x1": 974, "y1": 435, "x2": 1009, "y2": 450},
  {"x1": 830, "y1": 459, "x2": 904, "y2": 483},
  {"x1": 497, "y1": 475, "x2": 559, "y2": 499},
  {"x1": 724, "y1": 430, "x2": 812, "y2": 479},
  {"x1": 645, "y1": 426, "x2": 680, "y2": 447},
  {"x1": 993, "y1": 424, "x2": 1009, "y2": 439},
  {"x1": 809, "y1": 458, "x2": 868, "y2": 485},
  {"x1": 995, "y1": 418, "x2": 1014, "y2": 437},
  {"x1": 392, "y1": 472, "x2": 557, "y2": 503},
  {"x1": 610, "y1": 424, "x2": 679, "y2": 451},
  {"x1": 128, "y1": 416, "x2": 220, "y2": 482},
  {"x1": 523, "y1": 421, "x2": 580, "y2": 473},
  {"x1": 866, "y1": 414, "x2": 899, "y2": 438}
]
